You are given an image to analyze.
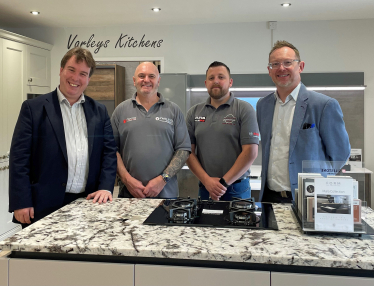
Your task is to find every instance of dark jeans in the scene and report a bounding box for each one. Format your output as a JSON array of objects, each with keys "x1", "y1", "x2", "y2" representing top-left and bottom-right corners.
[
  {"x1": 261, "y1": 185, "x2": 293, "y2": 204},
  {"x1": 198, "y1": 178, "x2": 251, "y2": 201}
]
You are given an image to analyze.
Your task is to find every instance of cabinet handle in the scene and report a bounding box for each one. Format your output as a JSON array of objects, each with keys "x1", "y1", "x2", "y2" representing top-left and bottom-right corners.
[{"x1": 28, "y1": 78, "x2": 33, "y2": 82}]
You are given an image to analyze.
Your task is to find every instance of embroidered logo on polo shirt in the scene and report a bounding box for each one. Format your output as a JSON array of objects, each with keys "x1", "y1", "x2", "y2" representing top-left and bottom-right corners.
[
  {"x1": 123, "y1": 117, "x2": 136, "y2": 123},
  {"x1": 195, "y1": 116, "x2": 206, "y2": 122},
  {"x1": 249, "y1": 132, "x2": 260, "y2": 138},
  {"x1": 222, "y1": 114, "x2": 236, "y2": 125},
  {"x1": 155, "y1": 117, "x2": 174, "y2": 125}
]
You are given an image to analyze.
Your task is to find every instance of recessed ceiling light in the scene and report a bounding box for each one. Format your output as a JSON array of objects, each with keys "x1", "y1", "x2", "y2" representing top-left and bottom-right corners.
[
  {"x1": 281, "y1": 3, "x2": 291, "y2": 7},
  {"x1": 30, "y1": 11, "x2": 40, "y2": 15},
  {"x1": 152, "y1": 8, "x2": 161, "y2": 12}
]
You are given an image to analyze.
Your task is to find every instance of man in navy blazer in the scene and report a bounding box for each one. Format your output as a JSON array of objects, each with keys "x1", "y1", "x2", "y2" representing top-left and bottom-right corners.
[
  {"x1": 257, "y1": 41, "x2": 350, "y2": 203},
  {"x1": 9, "y1": 47, "x2": 117, "y2": 226}
]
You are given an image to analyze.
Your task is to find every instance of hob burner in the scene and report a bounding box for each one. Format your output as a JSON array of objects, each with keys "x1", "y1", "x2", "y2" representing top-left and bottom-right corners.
[
  {"x1": 229, "y1": 198, "x2": 256, "y2": 212},
  {"x1": 168, "y1": 198, "x2": 198, "y2": 224},
  {"x1": 227, "y1": 198, "x2": 260, "y2": 226}
]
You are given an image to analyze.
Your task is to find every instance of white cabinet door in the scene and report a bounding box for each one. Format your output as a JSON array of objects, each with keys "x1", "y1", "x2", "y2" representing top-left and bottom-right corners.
[
  {"x1": 26, "y1": 45, "x2": 50, "y2": 87},
  {"x1": 135, "y1": 264, "x2": 270, "y2": 286},
  {"x1": 272, "y1": 272, "x2": 374, "y2": 286},
  {"x1": 2, "y1": 39, "x2": 26, "y2": 155},
  {"x1": 0, "y1": 257, "x2": 8, "y2": 286},
  {"x1": 9, "y1": 258, "x2": 134, "y2": 286}
]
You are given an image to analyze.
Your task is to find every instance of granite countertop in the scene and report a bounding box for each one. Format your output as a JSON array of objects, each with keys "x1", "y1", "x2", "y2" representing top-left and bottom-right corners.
[{"x1": 1, "y1": 199, "x2": 374, "y2": 270}]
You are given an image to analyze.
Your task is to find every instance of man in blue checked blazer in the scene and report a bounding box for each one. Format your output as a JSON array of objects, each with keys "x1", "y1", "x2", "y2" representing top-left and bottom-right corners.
[{"x1": 257, "y1": 40, "x2": 350, "y2": 203}]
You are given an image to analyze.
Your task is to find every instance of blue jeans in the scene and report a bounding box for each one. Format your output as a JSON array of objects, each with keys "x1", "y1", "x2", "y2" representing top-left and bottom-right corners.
[{"x1": 198, "y1": 178, "x2": 251, "y2": 201}]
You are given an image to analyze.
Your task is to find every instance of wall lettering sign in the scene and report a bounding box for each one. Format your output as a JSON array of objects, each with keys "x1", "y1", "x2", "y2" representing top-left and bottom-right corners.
[{"x1": 67, "y1": 33, "x2": 164, "y2": 54}]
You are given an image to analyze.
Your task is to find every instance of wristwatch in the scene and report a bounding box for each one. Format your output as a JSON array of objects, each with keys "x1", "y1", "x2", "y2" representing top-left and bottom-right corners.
[
  {"x1": 219, "y1": 177, "x2": 229, "y2": 187},
  {"x1": 161, "y1": 173, "x2": 171, "y2": 184}
]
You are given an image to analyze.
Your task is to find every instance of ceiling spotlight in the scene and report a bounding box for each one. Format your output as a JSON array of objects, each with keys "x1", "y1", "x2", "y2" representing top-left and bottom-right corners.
[
  {"x1": 152, "y1": 8, "x2": 161, "y2": 12},
  {"x1": 281, "y1": 3, "x2": 291, "y2": 7},
  {"x1": 30, "y1": 11, "x2": 40, "y2": 15}
]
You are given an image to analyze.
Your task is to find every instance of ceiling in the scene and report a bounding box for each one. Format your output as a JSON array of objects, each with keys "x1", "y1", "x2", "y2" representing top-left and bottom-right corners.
[{"x1": 1, "y1": 0, "x2": 374, "y2": 29}]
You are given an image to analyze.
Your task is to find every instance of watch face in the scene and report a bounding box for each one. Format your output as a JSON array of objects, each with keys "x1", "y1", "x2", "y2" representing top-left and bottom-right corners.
[{"x1": 162, "y1": 174, "x2": 170, "y2": 182}]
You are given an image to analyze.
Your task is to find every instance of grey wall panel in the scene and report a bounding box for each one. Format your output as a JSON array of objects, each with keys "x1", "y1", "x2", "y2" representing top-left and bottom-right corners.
[
  {"x1": 189, "y1": 72, "x2": 364, "y2": 88},
  {"x1": 159, "y1": 73, "x2": 187, "y2": 116}
]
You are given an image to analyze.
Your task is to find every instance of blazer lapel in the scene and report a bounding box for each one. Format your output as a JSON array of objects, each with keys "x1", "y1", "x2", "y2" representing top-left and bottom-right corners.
[
  {"x1": 262, "y1": 95, "x2": 276, "y2": 150},
  {"x1": 82, "y1": 99, "x2": 95, "y2": 158},
  {"x1": 289, "y1": 84, "x2": 308, "y2": 158},
  {"x1": 44, "y1": 90, "x2": 68, "y2": 163}
]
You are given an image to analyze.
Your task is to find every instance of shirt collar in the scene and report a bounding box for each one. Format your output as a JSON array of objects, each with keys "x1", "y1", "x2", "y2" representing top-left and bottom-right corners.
[
  {"x1": 132, "y1": 92, "x2": 164, "y2": 105},
  {"x1": 274, "y1": 82, "x2": 301, "y2": 103},
  {"x1": 57, "y1": 86, "x2": 85, "y2": 105},
  {"x1": 205, "y1": 92, "x2": 235, "y2": 106}
]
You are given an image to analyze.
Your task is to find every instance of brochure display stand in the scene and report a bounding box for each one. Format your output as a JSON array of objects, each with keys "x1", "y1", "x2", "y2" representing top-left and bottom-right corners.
[{"x1": 291, "y1": 161, "x2": 374, "y2": 236}]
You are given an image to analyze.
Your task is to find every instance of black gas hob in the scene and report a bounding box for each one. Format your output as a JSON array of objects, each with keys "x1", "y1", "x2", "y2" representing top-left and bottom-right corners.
[{"x1": 143, "y1": 197, "x2": 279, "y2": 230}]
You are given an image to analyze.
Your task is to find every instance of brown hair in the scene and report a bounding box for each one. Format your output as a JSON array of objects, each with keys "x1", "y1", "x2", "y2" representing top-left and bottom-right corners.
[
  {"x1": 60, "y1": 47, "x2": 96, "y2": 77},
  {"x1": 269, "y1": 40, "x2": 300, "y2": 61}
]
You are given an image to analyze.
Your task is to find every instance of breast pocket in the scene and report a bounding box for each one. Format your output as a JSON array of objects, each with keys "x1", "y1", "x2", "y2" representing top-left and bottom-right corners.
[{"x1": 297, "y1": 127, "x2": 323, "y2": 158}]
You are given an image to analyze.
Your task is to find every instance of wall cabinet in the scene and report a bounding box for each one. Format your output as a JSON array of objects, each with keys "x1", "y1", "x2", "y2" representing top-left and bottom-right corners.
[
  {"x1": 0, "y1": 29, "x2": 52, "y2": 155},
  {"x1": 26, "y1": 45, "x2": 51, "y2": 87}
]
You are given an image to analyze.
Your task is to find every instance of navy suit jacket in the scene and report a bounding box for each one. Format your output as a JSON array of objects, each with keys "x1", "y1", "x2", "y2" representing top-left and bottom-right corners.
[
  {"x1": 9, "y1": 89, "x2": 117, "y2": 221},
  {"x1": 257, "y1": 83, "x2": 351, "y2": 201}
]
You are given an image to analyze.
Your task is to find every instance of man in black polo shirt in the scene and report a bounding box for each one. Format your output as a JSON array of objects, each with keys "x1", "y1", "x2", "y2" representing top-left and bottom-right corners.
[{"x1": 186, "y1": 61, "x2": 259, "y2": 201}]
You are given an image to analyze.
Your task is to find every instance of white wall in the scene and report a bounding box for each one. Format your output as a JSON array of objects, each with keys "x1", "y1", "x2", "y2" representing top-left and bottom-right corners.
[{"x1": 9, "y1": 19, "x2": 374, "y2": 197}]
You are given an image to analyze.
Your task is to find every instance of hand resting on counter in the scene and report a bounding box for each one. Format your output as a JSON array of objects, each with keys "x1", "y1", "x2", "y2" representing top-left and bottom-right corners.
[{"x1": 86, "y1": 190, "x2": 113, "y2": 203}]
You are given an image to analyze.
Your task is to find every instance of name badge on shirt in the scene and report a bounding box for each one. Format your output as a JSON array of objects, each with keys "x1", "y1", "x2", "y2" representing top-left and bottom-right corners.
[
  {"x1": 195, "y1": 116, "x2": 206, "y2": 122},
  {"x1": 222, "y1": 114, "x2": 236, "y2": 125}
]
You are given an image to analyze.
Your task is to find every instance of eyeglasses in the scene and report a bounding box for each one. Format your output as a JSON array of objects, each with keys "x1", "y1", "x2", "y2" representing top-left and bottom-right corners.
[{"x1": 268, "y1": 59, "x2": 300, "y2": 69}]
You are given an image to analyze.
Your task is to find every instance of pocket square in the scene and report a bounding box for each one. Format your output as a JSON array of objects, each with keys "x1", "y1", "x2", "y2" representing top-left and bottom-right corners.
[{"x1": 302, "y1": 123, "x2": 315, "y2": 129}]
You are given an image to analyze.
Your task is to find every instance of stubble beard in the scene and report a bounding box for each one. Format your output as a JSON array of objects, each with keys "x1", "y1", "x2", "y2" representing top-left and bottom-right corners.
[{"x1": 208, "y1": 87, "x2": 229, "y2": 100}]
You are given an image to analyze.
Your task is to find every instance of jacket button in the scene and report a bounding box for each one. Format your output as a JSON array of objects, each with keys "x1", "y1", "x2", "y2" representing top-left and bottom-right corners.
[{"x1": 62, "y1": 183, "x2": 67, "y2": 187}]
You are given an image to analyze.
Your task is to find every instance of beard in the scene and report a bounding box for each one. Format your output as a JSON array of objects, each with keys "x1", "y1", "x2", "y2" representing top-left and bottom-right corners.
[{"x1": 208, "y1": 86, "x2": 229, "y2": 100}]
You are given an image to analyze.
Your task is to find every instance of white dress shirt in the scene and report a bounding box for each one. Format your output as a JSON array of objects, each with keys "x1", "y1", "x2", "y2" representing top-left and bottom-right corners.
[
  {"x1": 57, "y1": 87, "x2": 89, "y2": 194},
  {"x1": 267, "y1": 83, "x2": 301, "y2": 192}
]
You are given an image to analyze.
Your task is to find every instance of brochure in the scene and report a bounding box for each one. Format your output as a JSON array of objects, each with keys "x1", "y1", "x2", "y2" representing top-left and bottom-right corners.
[
  {"x1": 349, "y1": 149, "x2": 362, "y2": 168},
  {"x1": 314, "y1": 178, "x2": 354, "y2": 233}
]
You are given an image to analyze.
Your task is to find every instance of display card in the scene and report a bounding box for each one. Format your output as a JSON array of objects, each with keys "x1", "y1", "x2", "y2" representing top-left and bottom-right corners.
[{"x1": 314, "y1": 178, "x2": 354, "y2": 233}]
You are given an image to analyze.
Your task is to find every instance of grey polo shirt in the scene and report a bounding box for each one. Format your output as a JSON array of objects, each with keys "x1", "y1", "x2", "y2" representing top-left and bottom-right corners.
[
  {"x1": 111, "y1": 93, "x2": 191, "y2": 198},
  {"x1": 186, "y1": 93, "x2": 259, "y2": 179}
]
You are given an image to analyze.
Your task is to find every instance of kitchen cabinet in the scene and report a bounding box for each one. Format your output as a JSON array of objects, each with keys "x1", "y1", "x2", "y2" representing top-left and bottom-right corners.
[
  {"x1": 84, "y1": 64, "x2": 126, "y2": 116},
  {"x1": 0, "y1": 29, "x2": 52, "y2": 155},
  {"x1": 26, "y1": 45, "x2": 50, "y2": 87},
  {"x1": 0, "y1": 255, "x2": 8, "y2": 286},
  {"x1": 1, "y1": 39, "x2": 27, "y2": 154},
  {"x1": 135, "y1": 264, "x2": 270, "y2": 286},
  {"x1": 271, "y1": 272, "x2": 374, "y2": 286},
  {"x1": 8, "y1": 259, "x2": 134, "y2": 286},
  {"x1": 0, "y1": 29, "x2": 52, "y2": 243}
]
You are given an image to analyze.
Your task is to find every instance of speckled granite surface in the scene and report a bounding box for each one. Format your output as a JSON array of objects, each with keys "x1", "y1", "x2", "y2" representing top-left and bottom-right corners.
[{"x1": 1, "y1": 199, "x2": 374, "y2": 270}]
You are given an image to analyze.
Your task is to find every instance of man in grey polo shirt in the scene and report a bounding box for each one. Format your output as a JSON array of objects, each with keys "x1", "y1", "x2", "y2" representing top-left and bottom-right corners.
[
  {"x1": 186, "y1": 61, "x2": 259, "y2": 201},
  {"x1": 111, "y1": 62, "x2": 191, "y2": 198}
]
